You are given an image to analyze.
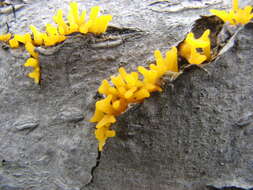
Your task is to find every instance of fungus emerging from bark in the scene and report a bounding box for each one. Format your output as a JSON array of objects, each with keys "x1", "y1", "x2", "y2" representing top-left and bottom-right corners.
[
  {"x1": 0, "y1": 2, "x2": 112, "y2": 84},
  {"x1": 179, "y1": 30, "x2": 211, "y2": 65},
  {"x1": 90, "y1": 47, "x2": 179, "y2": 151},
  {"x1": 210, "y1": 0, "x2": 253, "y2": 25}
]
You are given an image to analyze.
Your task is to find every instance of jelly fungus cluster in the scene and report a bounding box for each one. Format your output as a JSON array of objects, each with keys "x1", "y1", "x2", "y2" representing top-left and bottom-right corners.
[
  {"x1": 179, "y1": 30, "x2": 211, "y2": 65},
  {"x1": 90, "y1": 47, "x2": 180, "y2": 151},
  {"x1": 90, "y1": 28, "x2": 212, "y2": 151},
  {"x1": 0, "y1": 2, "x2": 112, "y2": 84},
  {"x1": 210, "y1": 0, "x2": 253, "y2": 25},
  {"x1": 0, "y1": 0, "x2": 252, "y2": 151},
  {"x1": 90, "y1": 0, "x2": 253, "y2": 151}
]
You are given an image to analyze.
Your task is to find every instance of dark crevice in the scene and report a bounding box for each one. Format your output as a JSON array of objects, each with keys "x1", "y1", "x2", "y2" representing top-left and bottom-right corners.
[
  {"x1": 83, "y1": 150, "x2": 101, "y2": 188},
  {"x1": 207, "y1": 185, "x2": 253, "y2": 190}
]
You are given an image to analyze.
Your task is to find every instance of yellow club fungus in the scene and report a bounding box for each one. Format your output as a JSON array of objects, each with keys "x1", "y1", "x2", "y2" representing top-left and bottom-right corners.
[
  {"x1": 25, "y1": 43, "x2": 39, "y2": 59},
  {"x1": 0, "y1": 33, "x2": 11, "y2": 42},
  {"x1": 14, "y1": 33, "x2": 32, "y2": 44},
  {"x1": 179, "y1": 29, "x2": 211, "y2": 65},
  {"x1": 87, "y1": 6, "x2": 112, "y2": 34},
  {"x1": 53, "y1": 9, "x2": 70, "y2": 35},
  {"x1": 90, "y1": 46, "x2": 179, "y2": 151},
  {"x1": 9, "y1": 38, "x2": 19, "y2": 48},
  {"x1": 0, "y1": 1, "x2": 218, "y2": 152},
  {"x1": 24, "y1": 57, "x2": 39, "y2": 68},
  {"x1": 95, "y1": 125, "x2": 116, "y2": 151},
  {"x1": 27, "y1": 67, "x2": 40, "y2": 84},
  {"x1": 24, "y1": 58, "x2": 40, "y2": 84},
  {"x1": 0, "y1": 1, "x2": 112, "y2": 84},
  {"x1": 210, "y1": 0, "x2": 253, "y2": 25},
  {"x1": 29, "y1": 25, "x2": 43, "y2": 45}
]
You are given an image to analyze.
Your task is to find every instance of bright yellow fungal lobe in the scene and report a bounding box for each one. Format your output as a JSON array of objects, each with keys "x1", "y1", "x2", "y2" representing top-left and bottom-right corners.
[
  {"x1": 97, "y1": 15, "x2": 112, "y2": 34},
  {"x1": 53, "y1": 9, "x2": 69, "y2": 35},
  {"x1": 179, "y1": 29, "x2": 211, "y2": 65},
  {"x1": 24, "y1": 58, "x2": 40, "y2": 84},
  {"x1": 91, "y1": 46, "x2": 180, "y2": 151},
  {"x1": 210, "y1": 0, "x2": 253, "y2": 25},
  {"x1": 14, "y1": 33, "x2": 32, "y2": 44},
  {"x1": 28, "y1": 67, "x2": 40, "y2": 84},
  {"x1": 24, "y1": 58, "x2": 39, "y2": 67},
  {"x1": 0, "y1": 33, "x2": 11, "y2": 42},
  {"x1": 25, "y1": 43, "x2": 38, "y2": 58},
  {"x1": 30, "y1": 25, "x2": 43, "y2": 45},
  {"x1": 9, "y1": 38, "x2": 19, "y2": 48},
  {"x1": 87, "y1": 6, "x2": 112, "y2": 34},
  {"x1": 96, "y1": 114, "x2": 116, "y2": 129},
  {"x1": 46, "y1": 24, "x2": 58, "y2": 36},
  {"x1": 95, "y1": 125, "x2": 116, "y2": 151}
]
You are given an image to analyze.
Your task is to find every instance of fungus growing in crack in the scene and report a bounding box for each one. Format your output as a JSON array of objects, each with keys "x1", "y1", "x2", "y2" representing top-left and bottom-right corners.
[
  {"x1": 179, "y1": 29, "x2": 211, "y2": 65},
  {"x1": 90, "y1": 47, "x2": 179, "y2": 151}
]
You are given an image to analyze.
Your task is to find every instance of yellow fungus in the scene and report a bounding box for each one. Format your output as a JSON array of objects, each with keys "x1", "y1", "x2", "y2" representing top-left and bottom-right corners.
[
  {"x1": 95, "y1": 95, "x2": 115, "y2": 115},
  {"x1": 124, "y1": 87, "x2": 138, "y2": 99},
  {"x1": 69, "y1": 2, "x2": 79, "y2": 24},
  {"x1": 138, "y1": 66, "x2": 159, "y2": 84},
  {"x1": 90, "y1": 109, "x2": 104, "y2": 123},
  {"x1": 112, "y1": 100, "x2": 121, "y2": 110},
  {"x1": 98, "y1": 79, "x2": 111, "y2": 95},
  {"x1": 14, "y1": 33, "x2": 32, "y2": 44},
  {"x1": 46, "y1": 24, "x2": 59, "y2": 36},
  {"x1": 95, "y1": 125, "x2": 115, "y2": 151},
  {"x1": 91, "y1": 46, "x2": 179, "y2": 151},
  {"x1": 133, "y1": 88, "x2": 150, "y2": 101},
  {"x1": 78, "y1": 10, "x2": 86, "y2": 26},
  {"x1": 105, "y1": 130, "x2": 116, "y2": 138},
  {"x1": 0, "y1": 33, "x2": 11, "y2": 42},
  {"x1": 27, "y1": 67, "x2": 40, "y2": 84},
  {"x1": 111, "y1": 75, "x2": 125, "y2": 89},
  {"x1": 9, "y1": 38, "x2": 19, "y2": 48},
  {"x1": 90, "y1": 6, "x2": 100, "y2": 20},
  {"x1": 165, "y1": 46, "x2": 178, "y2": 72},
  {"x1": 53, "y1": 9, "x2": 69, "y2": 35},
  {"x1": 29, "y1": 25, "x2": 43, "y2": 45},
  {"x1": 24, "y1": 58, "x2": 40, "y2": 84},
  {"x1": 1, "y1": 1, "x2": 112, "y2": 86},
  {"x1": 25, "y1": 43, "x2": 39, "y2": 58},
  {"x1": 24, "y1": 58, "x2": 39, "y2": 68},
  {"x1": 96, "y1": 15, "x2": 112, "y2": 34},
  {"x1": 96, "y1": 114, "x2": 116, "y2": 129},
  {"x1": 179, "y1": 30, "x2": 211, "y2": 64},
  {"x1": 210, "y1": 0, "x2": 253, "y2": 25},
  {"x1": 79, "y1": 21, "x2": 92, "y2": 34},
  {"x1": 152, "y1": 47, "x2": 179, "y2": 77}
]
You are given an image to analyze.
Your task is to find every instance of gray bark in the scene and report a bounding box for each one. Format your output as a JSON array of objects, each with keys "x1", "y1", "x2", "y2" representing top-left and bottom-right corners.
[{"x1": 0, "y1": 0, "x2": 252, "y2": 190}]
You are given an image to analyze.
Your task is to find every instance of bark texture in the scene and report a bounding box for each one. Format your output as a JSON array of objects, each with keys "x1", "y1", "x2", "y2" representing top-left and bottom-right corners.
[{"x1": 0, "y1": 0, "x2": 252, "y2": 190}]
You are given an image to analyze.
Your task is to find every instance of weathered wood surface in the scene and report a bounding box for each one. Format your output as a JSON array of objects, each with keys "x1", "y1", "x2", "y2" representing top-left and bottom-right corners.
[{"x1": 0, "y1": 0, "x2": 252, "y2": 189}]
